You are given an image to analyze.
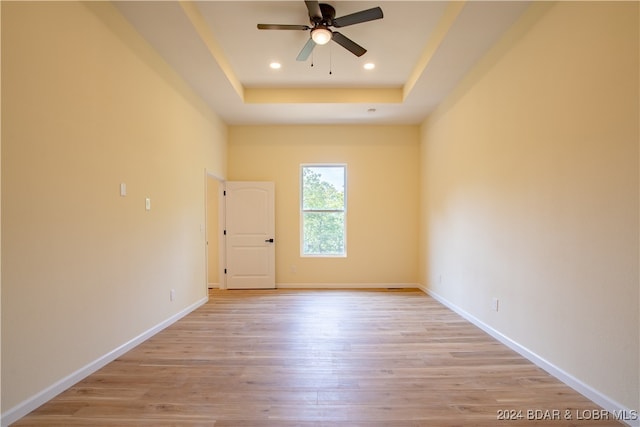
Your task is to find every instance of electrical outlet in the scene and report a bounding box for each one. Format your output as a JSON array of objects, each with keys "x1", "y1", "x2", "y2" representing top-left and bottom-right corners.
[
  {"x1": 491, "y1": 297, "x2": 499, "y2": 312},
  {"x1": 170, "y1": 289, "x2": 176, "y2": 301}
]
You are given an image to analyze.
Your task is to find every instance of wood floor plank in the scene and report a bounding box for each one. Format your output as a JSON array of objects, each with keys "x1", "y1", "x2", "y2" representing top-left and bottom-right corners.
[{"x1": 13, "y1": 288, "x2": 623, "y2": 426}]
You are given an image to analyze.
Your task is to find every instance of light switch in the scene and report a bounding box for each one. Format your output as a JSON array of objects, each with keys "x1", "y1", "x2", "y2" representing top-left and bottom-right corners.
[
  {"x1": 120, "y1": 183, "x2": 127, "y2": 196},
  {"x1": 145, "y1": 197, "x2": 151, "y2": 211}
]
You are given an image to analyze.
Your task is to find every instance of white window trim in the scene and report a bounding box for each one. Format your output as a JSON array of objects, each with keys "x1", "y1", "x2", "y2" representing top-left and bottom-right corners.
[{"x1": 300, "y1": 163, "x2": 347, "y2": 258}]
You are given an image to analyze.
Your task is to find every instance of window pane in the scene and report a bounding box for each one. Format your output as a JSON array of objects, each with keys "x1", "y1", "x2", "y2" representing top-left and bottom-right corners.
[
  {"x1": 302, "y1": 166, "x2": 345, "y2": 210},
  {"x1": 303, "y1": 212, "x2": 345, "y2": 255}
]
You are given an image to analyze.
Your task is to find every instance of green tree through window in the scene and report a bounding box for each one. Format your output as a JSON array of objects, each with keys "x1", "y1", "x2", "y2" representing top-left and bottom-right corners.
[{"x1": 301, "y1": 165, "x2": 346, "y2": 256}]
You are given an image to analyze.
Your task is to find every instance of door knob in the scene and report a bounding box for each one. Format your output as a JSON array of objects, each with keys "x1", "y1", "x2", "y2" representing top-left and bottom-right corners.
[{"x1": 265, "y1": 238, "x2": 274, "y2": 243}]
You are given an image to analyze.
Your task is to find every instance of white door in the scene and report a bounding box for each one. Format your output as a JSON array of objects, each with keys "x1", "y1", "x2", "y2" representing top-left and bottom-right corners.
[{"x1": 225, "y1": 182, "x2": 275, "y2": 289}]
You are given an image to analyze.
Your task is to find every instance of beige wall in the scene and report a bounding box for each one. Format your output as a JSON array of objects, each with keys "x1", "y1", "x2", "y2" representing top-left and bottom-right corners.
[
  {"x1": 0, "y1": 1, "x2": 3, "y2": 414},
  {"x1": 419, "y1": 1, "x2": 638, "y2": 411},
  {"x1": 229, "y1": 125, "x2": 419, "y2": 286},
  {"x1": 1, "y1": 1, "x2": 227, "y2": 412}
]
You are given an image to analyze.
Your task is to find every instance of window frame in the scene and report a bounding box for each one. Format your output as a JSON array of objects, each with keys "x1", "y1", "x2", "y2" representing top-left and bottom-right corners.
[{"x1": 300, "y1": 163, "x2": 347, "y2": 258}]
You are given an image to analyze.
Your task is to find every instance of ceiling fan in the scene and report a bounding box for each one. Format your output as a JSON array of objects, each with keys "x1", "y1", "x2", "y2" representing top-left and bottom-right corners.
[{"x1": 257, "y1": 1, "x2": 383, "y2": 61}]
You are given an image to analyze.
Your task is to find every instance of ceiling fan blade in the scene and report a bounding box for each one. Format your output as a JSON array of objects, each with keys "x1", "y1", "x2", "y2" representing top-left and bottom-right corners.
[
  {"x1": 257, "y1": 24, "x2": 310, "y2": 30},
  {"x1": 296, "y1": 37, "x2": 317, "y2": 61},
  {"x1": 333, "y1": 7, "x2": 383, "y2": 28},
  {"x1": 332, "y1": 32, "x2": 366, "y2": 57},
  {"x1": 304, "y1": 1, "x2": 322, "y2": 21}
]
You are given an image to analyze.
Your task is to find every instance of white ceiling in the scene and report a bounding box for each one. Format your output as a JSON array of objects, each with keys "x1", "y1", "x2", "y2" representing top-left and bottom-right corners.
[{"x1": 113, "y1": 1, "x2": 531, "y2": 125}]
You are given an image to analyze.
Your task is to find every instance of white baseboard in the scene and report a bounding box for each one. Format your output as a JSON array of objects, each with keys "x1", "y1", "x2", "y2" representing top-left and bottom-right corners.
[
  {"x1": 208, "y1": 282, "x2": 220, "y2": 289},
  {"x1": 1, "y1": 296, "x2": 208, "y2": 427},
  {"x1": 276, "y1": 282, "x2": 420, "y2": 289},
  {"x1": 419, "y1": 285, "x2": 639, "y2": 427}
]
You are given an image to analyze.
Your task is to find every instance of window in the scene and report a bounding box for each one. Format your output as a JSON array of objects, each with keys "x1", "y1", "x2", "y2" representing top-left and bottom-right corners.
[{"x1": 301, "y1": 164, "x2": 346, "y2": 257}]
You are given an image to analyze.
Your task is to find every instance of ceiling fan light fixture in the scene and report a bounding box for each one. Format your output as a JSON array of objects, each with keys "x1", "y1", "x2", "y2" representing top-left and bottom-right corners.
[{"x1": 311, "y1": 27, "x2": 332, "y2": 45}]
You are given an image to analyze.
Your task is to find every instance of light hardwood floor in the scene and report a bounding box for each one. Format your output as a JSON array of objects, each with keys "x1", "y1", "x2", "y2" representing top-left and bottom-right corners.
[{"x1": 14, "y1": 288, "x2": 623, "y2": 426}]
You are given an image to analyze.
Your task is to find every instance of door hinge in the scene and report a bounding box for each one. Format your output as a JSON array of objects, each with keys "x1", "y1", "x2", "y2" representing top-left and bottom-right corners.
[
  {"x1": 224, "y1": 268, "x2": 227, "y2": 274},
  {"x1": 223, "y1": 190, "x2": 226, "y2": 196},
  {"x1": 224, "y1": 229, "x2": 227, "y2": 235}
]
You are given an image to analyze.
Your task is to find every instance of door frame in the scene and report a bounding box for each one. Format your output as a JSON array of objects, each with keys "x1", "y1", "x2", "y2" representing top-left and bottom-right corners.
[{"x1": 204, "y1": 170, "x2": 227, "y2": 291}]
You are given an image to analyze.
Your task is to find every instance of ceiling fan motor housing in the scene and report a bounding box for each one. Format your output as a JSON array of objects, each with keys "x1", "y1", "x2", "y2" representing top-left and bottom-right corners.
[{"x1": 315, "y1": 3, "x2": 336, "y2": 25}]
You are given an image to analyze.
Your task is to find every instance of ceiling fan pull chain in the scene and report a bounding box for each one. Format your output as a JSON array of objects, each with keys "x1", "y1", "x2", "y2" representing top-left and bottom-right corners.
[{"x1": 329, "y1": 44, "x2": 333, "y2": 75}]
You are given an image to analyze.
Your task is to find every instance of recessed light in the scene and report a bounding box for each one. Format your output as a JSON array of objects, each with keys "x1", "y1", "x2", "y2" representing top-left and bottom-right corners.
[
  {"x1": 363, "y1": 62, "x2": 375, "y2": 70},
  {"x1": 269, "y1": 62, "x2": 281, "y2": 69}
]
